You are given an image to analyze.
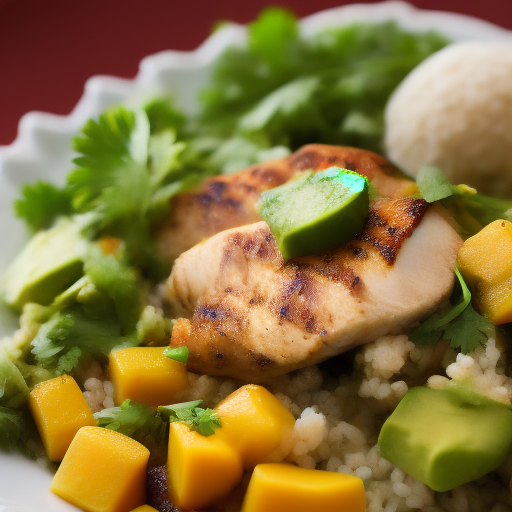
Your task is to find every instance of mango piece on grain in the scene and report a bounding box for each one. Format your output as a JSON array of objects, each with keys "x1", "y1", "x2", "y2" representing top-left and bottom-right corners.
[
  {"x1": 457, "y1": 219, "x2": 512, "y2": 324},
  {"x1": 51, "y1": 426, "x2": 149, "y2": 512},
  {"x1": 28, "y1": 375, "x2": 95, "y2": 461},
  {"x1": 214, "y1": 384, "x2": 296, "y2": 467},
  {"x1": 241, "y1": 463, "x2": 366, "y2": 512},
  {"x1": 110, "y1": 347, "x2": 189, "y2": 407},
  {"x1": 167, "y1": 421, "x2": 243, "y2": 510},
  {"x1": 129, "y1": 506, "x2": 159, "y2": 512}
]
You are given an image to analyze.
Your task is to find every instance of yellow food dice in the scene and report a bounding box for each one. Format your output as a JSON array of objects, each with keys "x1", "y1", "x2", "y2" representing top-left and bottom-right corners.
[
  {"x1": 457, "y1": 219, "x2": 512, "y2": 324},
  {"x1": 51, "y1": 426, "x2": 149, "y2": 512},
  {"x1": 28, "y1": 375, "x2": 95, "y2": 461},
  {"x1": 214, "y1": 384, "x2": 296, "y2": 467},
  {"x1": 167, "y1": 421, "x2": 243, "y2": 510},
  {"x1": 241, "y1": 463, "x2": 366, "y2": 512},
  {"x1": 129, "y1": 506, "x2": 158, "y2": 512},
  {"x1": 110, "y1": 347, "x2": 189, "y2": 407}
]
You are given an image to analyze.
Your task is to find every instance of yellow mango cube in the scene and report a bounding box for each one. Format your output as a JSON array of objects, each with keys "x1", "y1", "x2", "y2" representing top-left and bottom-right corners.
[
  {"x1": 129, "y1": 506, "x2": 158, "y2": 512},
  {"x1": 240, "y1": 463, "x2": 366, "y2": 512},
  {"x1": 167, "y1": 421, "x2": 243, "y2": 510},
  {"x1": 457, "y1": 219, "x2": 512, "y2": 324},
  {"x1": 214, "y1": 384, "x2": 296, "y2": 467},
  {"x1": 110, "y1": 347, "x2": 189, "y2": 407},
  {"x1": 51, "y1": 426, "x2": 149, "y2": 512},
  {"x1": 28, "y1": 375, "x2": 95, "y2": 461}
]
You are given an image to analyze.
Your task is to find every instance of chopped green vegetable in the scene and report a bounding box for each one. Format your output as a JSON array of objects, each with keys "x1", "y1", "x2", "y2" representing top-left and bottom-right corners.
[
  {"x1": 158, "y1": 400, "x2": 221, "y2": 437},
  {"x1": 410, "y1": 269, "x2": 494, "y2": 353},
  {"x1": 14, "y1": 181, "x2": 72, "y2": 232},
  {"x1": 378, "y1": 384, "x2": 512, "y2": 492},
  {"x1": 259, "y1": 167, "x2": 369, "y2": 260},
  {"x1": 163, "y1": 346, "x2": 189, "y2": 364},
  {"x1": 95, "y1": 399, "x2": 168, "y2": 462},
  {"x1": 417, "y1": 166, "x2": 512, "y2": 238}
]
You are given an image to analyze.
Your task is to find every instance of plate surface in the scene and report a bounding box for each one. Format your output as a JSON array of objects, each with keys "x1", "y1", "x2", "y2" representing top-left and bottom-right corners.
[{"x1": 0, "y1": 2, "x2": 511, "y2": 510}]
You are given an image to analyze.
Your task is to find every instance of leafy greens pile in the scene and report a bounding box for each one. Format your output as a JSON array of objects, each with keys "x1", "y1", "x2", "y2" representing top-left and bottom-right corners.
[{"x1": 0, "y1": 8, "x2": 449, "y2": 455}]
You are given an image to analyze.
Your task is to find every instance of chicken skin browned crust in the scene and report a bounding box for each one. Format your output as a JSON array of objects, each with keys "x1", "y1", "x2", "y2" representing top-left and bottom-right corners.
[{"x1": 155, "y1": 144, "x2": 416, "y2": 261}]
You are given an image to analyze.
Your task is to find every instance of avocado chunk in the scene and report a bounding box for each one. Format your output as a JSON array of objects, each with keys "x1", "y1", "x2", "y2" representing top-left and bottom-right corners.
[
  {"x1": 378, "y1": 384, "x2": 512, "y2": 492},
  {"x1": 258, "y1": 167, "x2": 369, "y2": 260},
  {"x1": 1, "y1": 220, "x2": 89, "y2": 311}
]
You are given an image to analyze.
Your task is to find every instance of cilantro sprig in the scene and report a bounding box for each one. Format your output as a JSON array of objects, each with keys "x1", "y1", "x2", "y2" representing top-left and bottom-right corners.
[
  {"x1": 158, "y1": 400, "x2": 221, "y2": 436},
  {"x1": 417, "y1": 166, "x2": 512, "y2": 238},
  {"x1": 410, "y1": 269, "x2": 494, "y2": 354}
]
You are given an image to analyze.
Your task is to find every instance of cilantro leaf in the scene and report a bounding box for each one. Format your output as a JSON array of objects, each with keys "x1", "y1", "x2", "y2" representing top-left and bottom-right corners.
[
  {"x1": 84, "y1": 245, "x2": 141, "y2": 334},
  {"x1": 201, "y1": 13, "x2": 448, "y2": 153},
  {"x1": 144, "y1": 99, "x2": 185, "y2": 135},
  {"x1": 417, "y1": 166, "x2": 512, "y2": 237},
  {"x1": 158, "y1": 400, "x2": 221, "y2": 436},
  {"x1": 410, "y1": 269, "x2": 495, "y2": 354},
  {"x1": 0, "y1": 406, "x2": 30, "y2": 454},
  {"x1": 31, "y1": 305, "x2": 137, "y2": 375},
  {"x1": 14, "y1": 181, "x2": 72, "y2": 232},
  {"x1": 443, "y1": 304, "x2": 494, "y2": 354},
  {"x1": 95, "y1": 399, "x2": 168, "y2": 462}
]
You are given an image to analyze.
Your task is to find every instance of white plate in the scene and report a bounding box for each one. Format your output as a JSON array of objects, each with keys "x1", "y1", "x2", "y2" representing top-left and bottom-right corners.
[{"x1": 0, "y1": 2, "x2": 511, "y2": 510}]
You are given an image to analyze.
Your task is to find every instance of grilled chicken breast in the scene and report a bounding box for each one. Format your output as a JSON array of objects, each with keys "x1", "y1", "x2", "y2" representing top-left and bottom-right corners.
[
  {"x1": 167, "y1": 199, "x2": 462, "y2": 382},
  {"x1": 155, "y1": 144, "x2": 416, "y2": 261}
]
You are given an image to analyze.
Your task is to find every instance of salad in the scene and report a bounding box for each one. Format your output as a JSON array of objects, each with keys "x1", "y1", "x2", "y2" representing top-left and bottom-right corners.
[{"x1": 1, "y1": 5, "x2": 512, "y2": 512}]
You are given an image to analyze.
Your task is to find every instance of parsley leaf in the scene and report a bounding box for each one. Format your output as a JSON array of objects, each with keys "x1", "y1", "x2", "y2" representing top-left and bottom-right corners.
[
  {"x1": 410, "y1": 269, "x2": 495, "y2": 354},
  {"x1": 158, "y1": 400, "x2": 221, "y2": 436},
  {"x1": 14, "y1": 181, "x2": 72, "y2": 232}
]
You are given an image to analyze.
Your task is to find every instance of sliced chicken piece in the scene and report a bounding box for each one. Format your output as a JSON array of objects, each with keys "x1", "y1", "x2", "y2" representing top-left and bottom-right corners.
[
  {"x1": 167, "y1": 199, "x2": 462, "y2": 382},
  {"x1": 155, "y1": 144, "x2": 416, "y2": 261}
]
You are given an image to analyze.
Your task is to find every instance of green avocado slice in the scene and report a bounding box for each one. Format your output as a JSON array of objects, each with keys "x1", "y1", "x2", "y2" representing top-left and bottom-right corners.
[
  {"x1": 378, "y1": 384, "x2": 512, "y2": 492},
  {"x1": 258, "y1": 167, "x2": 369, "y2": 260},
  {"x1": 1, "y1": 219, "x2": 89, "y2": 311}
]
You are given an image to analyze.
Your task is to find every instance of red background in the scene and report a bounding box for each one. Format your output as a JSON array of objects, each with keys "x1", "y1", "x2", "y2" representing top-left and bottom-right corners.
[{"x1": 1, "y1": 0, "x2": 511, "y2": 146}]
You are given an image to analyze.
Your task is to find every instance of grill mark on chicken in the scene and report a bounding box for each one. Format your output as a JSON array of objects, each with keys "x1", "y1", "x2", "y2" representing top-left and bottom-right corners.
[
  {"x1": 168, "y1": 199, "x2": 462, "y2": 381},
  {"x1": 355, "y1": 198, "x2": 428, "y2": 265},
  {"x1": 156, "y1": 144, "x2": 415, "y2": 261}
]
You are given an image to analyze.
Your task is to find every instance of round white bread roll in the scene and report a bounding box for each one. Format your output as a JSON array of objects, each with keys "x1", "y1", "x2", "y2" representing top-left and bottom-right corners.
[{"x1": 385, "y1": 41, "x2": 512, "y2": 197}]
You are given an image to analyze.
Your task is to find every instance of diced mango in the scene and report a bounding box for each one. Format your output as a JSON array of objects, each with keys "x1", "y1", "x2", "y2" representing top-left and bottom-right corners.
[
  {"x1": 129, "y1": 506, "x2": 159, "y2": 512},
  {"x1": 167, "y1": 421, "x2": 243, "y2": 510},
  {"x1": 50, "y1": 426, "x2": 149, "y2": 512},
  {"x1": 240, "y1": 463, "x2": 366, "y2": 512},
  {"x1": 214, "y1": 384, "x2": 296, "y2": 467},
  {"x1": 110, "y1": 347, "x2": 189, "y2": 407},
  {"x1": 28, "y1": 375, "x2": 95, "y2": 461},
  {"x1": 457, "y1": 219, "x2": 512, "y2": 324}
]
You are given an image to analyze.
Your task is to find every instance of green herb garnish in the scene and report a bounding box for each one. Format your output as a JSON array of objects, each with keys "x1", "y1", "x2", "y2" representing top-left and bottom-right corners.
[
  {"x1": 417, "y1": 166, "x2": 512, "y2": 238},
  {"x1": 410, "y1": 269, "x2": 494, "y2": 353},
  {"x1": 163, "y1": 346, "x2": 189, "y2": 364},
  {"x1": 158, "y1": 400, "x2": 221, "y2": 436}
]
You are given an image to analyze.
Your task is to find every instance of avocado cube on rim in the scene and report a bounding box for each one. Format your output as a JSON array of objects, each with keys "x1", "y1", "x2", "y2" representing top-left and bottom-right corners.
[{"x1": 258, "y1": 167, "x2": 369, "y2": 260}]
